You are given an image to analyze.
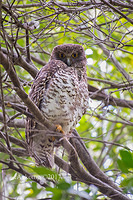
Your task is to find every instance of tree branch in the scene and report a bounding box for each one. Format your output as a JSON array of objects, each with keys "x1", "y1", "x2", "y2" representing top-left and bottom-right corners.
[
  {"x1": 98, "y1": 43, "x2": 133, "y2": 82},
  {"x1": 0, "y1": 50, "x2": 55, "y2": 132},
  {"x1": 70, "y1": 129, "x2": 122, "y2": 192},
  {"x1": 0, "y1": 112, "x2": 25, "y2": 128},
  {"x1": 100, "y1": 0, "x2": 133, "y2": 25},
  {"x1": 1, "y1": 47, "x2": 38, "y2": 78},
  {"x1": 59, "y1": 136, "x2": 129, "y2": 200},
  {"x1": 0, "y1": 131, "x2": 130, "y2": 200},
  {"x1": 88, "y1": 84, "x2": 133, "y2": 109}
]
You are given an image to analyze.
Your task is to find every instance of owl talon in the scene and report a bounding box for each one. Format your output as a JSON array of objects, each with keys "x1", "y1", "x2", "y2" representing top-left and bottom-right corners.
[{"x1": 56, "y1": 125, "x2": 64, "y2": 134}]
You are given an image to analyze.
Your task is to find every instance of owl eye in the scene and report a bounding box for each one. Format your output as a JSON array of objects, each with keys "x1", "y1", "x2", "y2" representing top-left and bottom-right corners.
[
  {"x1": 59, "y1": 53, "x2": 66, "y2": 58},
  {"x1": 72, "y1": 52, "x2": 78, "y2": 58}
]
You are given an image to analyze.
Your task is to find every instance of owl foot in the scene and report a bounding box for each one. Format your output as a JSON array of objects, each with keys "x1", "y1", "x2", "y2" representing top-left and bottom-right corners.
[{"x1": 56, "y1": 124, "x2": 65, "y2": 134}]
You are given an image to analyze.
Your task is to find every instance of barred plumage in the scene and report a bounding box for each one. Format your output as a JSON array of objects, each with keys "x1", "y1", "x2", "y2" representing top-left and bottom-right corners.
[{"x1": 26, "y1": 44, "x2": 89, "y2": 168}]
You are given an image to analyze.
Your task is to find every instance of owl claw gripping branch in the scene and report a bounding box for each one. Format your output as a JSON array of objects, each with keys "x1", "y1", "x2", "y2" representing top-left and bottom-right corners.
[
  {"x1": 56, "y1": 124, "x2": 65, "y2": 134},
  {"x1": 26, "y1": 44, "x2": 89, "y2": 168}
]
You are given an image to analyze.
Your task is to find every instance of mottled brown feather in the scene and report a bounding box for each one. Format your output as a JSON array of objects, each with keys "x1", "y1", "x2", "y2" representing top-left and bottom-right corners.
[{"x1": 26, "y1": 44, "x2": 89, "y2": 168}]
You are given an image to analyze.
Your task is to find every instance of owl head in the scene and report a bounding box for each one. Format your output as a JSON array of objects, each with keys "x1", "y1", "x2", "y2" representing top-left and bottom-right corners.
[{"x1": 50, "y1": 44, "x2": 87, "y2": 68}]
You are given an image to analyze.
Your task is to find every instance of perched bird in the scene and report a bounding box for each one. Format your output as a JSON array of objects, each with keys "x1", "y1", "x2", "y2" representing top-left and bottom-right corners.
[{"x1": 26, "y1": 44, "x2": 89, "y2": 168}]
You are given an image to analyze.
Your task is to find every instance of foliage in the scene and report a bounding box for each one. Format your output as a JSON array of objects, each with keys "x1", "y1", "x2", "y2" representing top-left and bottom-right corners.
[{"x1": 0, "y1": 0, "x2": 133, "y2": 199}]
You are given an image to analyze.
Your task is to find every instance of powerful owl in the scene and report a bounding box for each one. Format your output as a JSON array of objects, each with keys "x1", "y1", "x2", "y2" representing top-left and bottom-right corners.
[{"x1": 26, "y1": 44, "x2": 89, "y2": 168}]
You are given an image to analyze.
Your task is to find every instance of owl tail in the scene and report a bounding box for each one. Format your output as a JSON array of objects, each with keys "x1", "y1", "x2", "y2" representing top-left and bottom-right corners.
[
  {"x1": 31, "y1": 135, "x2": 54, "y2": 168},
  {"x1": 34, "y1": 150, "x2": 54, "y2": 168}
]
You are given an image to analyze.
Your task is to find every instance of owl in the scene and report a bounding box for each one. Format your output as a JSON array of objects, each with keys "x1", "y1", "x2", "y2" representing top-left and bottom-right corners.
[{"x1": 26, "y1": 44, "x2": 89, "y2": 168}]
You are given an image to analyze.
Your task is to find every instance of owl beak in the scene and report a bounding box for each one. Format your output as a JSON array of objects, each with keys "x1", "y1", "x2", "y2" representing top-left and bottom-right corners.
[{"x1": 66, "y1": 57, "x2": 71, "y2": 66}]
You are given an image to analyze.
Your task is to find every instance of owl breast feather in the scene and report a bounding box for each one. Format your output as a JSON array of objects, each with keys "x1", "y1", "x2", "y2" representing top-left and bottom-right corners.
[{"x1": 40, "y1": 67, "x2": 88, "y2": 134}]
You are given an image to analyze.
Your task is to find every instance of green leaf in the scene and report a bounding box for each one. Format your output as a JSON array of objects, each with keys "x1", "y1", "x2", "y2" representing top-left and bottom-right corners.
[
  {"x1": 46, "y1": 187, "x2": 62, "y2": 200},
  {"x1": 121, "y1": 176, "x2": 133, "y2": 194},
  {"x1": 117, "y1": 159, "x2": 129, "y2": 173},
  {"x1": 119, "y1": 150, "x2": 133, "y2": 168},
  {"x1": 57, "y1": 181, "x2": 71, "y2": 190}
]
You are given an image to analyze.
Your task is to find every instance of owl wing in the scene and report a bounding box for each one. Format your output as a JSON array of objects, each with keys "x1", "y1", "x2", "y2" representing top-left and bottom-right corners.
[{"x1": 25, "y1": 60, "x2": 63, "y2": 144}]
